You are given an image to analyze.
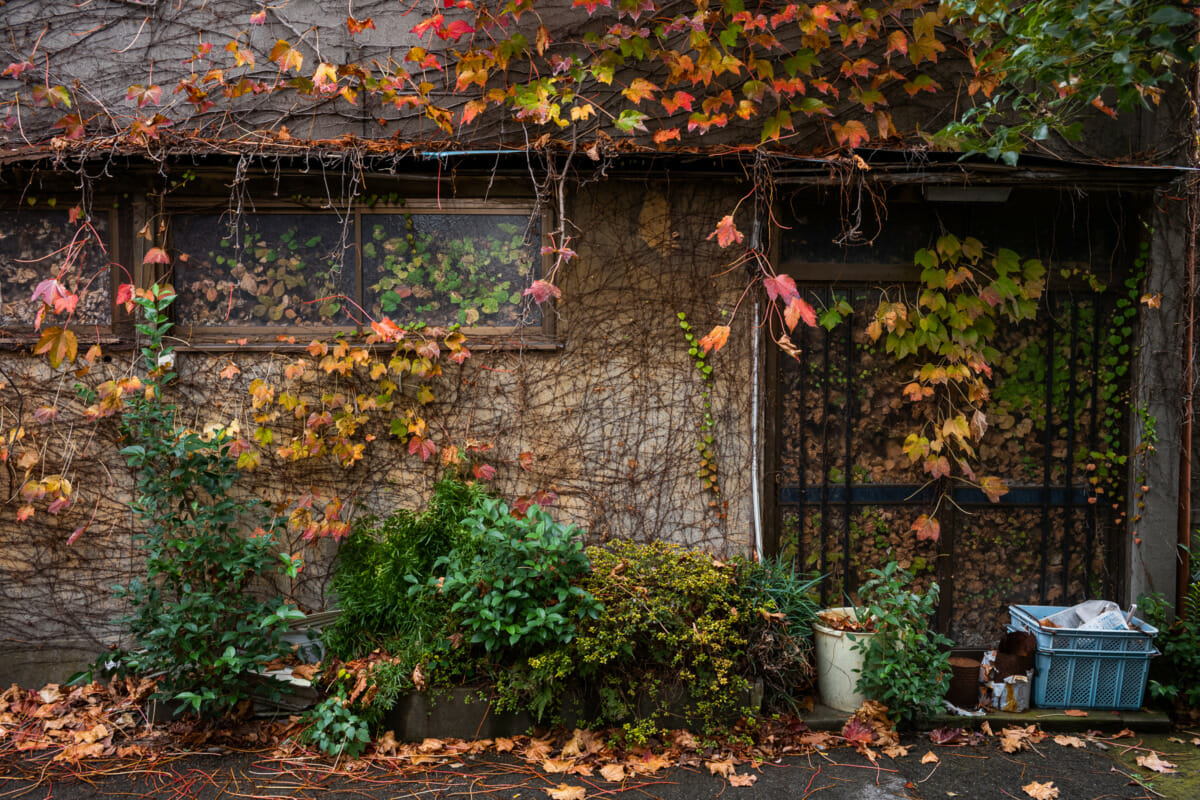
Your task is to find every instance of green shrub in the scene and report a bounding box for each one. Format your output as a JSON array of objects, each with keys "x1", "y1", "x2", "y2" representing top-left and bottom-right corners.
[
  {"x1": 434, "y1": 499, "x2": 601, "y2": 653},
  {"x1": 852, "y1": 561, "x2": 952, "y2": 725},
  {"x1": 324, "y1": 477, "x2": 488, "y2": 659},
  {"x1": 104, "y1": 285, "x2": 301, "y2": 718},
  {"x1": 1142, "y1": 545, "x2": 1200, "y2": 710},
  {"x1": 738, "y1": 556, "x2": 820, "y2": 711},
  {"x1": 301, "y1": 693, "x2": 371, "y2": 759}
]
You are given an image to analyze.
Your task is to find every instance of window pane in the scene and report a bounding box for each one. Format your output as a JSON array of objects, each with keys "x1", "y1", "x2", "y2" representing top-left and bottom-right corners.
[
  {"x1": 361, "y1": 212, "x2": 540, "y2": 328},
  {"x1": 174, "y1": 214, "x2": 356, "y2": 327},
  {"x1": 0, "y1": 210, "x2": 111, "y2": 327}
]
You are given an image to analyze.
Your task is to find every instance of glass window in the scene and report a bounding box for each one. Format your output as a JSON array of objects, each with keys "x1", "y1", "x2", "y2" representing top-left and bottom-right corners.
[
  {"x1": 0, "y1": 209, "x2": 112, "y2": 328},
  {"x1": 173, "y1": 213, "x2": 356, "y2": 327}
]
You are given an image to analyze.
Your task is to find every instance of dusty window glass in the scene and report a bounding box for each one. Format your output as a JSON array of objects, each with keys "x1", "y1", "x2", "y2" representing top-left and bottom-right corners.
[
  {"x1": 361, "y1": 212, "x2": 540, "y2": 328},
  {"x1": 173, "y1": 214, "x2": 356, "y2": 327},
  {"x1": 0, "y1": 210, "x2": 111, "y2": 328}
]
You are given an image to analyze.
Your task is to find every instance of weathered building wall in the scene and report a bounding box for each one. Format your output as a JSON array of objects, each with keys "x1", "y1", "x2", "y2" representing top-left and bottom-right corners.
[{"x1": 0, "y1": 175, "x2": 756, "y2": 684}]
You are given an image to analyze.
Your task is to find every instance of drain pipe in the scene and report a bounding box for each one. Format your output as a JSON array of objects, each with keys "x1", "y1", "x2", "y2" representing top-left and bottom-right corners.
[
  {"x1": 1179, "y1": 185, "x2": 1196, "y2": 616},
  {"x1": 751, "y1": 295, "x2": 764, "y2": 562}
]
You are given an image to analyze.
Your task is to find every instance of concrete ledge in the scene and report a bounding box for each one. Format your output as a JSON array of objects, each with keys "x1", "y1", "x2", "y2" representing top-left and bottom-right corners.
[{"x1": 800, "y1": 703, "x2": 1172, "y2": 733}]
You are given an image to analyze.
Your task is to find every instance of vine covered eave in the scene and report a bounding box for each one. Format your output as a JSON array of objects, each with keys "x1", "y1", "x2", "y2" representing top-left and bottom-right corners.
[{"x1": 1, "y1": 130, "x2": 1191, "y2": 191}]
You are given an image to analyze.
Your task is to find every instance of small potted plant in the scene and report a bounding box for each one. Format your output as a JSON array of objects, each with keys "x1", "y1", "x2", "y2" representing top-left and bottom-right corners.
[{"x1": 851, "y1": 561, "x2": 953, "y2": 725}]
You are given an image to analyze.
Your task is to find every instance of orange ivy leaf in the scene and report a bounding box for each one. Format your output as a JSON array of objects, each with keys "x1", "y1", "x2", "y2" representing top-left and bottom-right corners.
[
  {"x1": 34, "y1": 327, "x2": 78, "y2": 369},
  {"x1": 622, "y1": 78, "x2": 659, "y2": 105},
  {"x1": 980, "y1": 475, "x2": 1008, "y2": 503},
  {"x1": 699, "y1": 325, "x2": 731, "y2": 354},
  {"x1": 653, "y1": 128, "x2": 681, "y2": 144},
  {"x1": 312, "y1": 62, "x2": 338, "y2": 89},
  {"x1": 269, "y1": 40, "x2": 304, "y2": 73},
  {"x1": 831, "y1": 119, "x2": 869, "y2": 148},
  {"x1": 885, "y1": 30, "x2": 908, "y2": 58},
  {"x1": 346, "y1": 16, "x2": 376, "y2": 34},
  {"x1": 661, "y1": 90, "x2": 694, "y2": 114},
  {"x1": 912, "y1": 514, "x2": 940, "y2": 542},
  {"x1": 126, "y1": 83, "x2": 163, "y2": 108}
]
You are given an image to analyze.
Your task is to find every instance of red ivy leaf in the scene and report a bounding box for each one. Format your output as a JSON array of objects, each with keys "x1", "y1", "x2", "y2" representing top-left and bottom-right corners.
[
  {"x1": 912, "y1": 514, "x2": 941, "y2": 543},
  {"x1": 53, "y1": 114, "x2": 85, "y2": 139},
  {"x1": 763, "y1": 274, "x2": 799, "y2": 302},
  {"x1": 250, "y1": 10, "x2": 266, "y2": 24},
  {"x1": 473, "y1": 462, "x2": 497, "y2": 481},
  {"x1": 841, "y1": 717, "x2": 874, "y2": 745},
  {"x1": 524, "y1": 279, "x2": 562, "y2": 304},
  {"x1": 143, "y1": 247, "x2": 170, "y2": 264},
  {"x1": 572, "y1": 0, "x2": 612, "y2": 13},
  {"x1": 409, "y1": 436, "x2": 437, "y2": 461},
  {"x1": 707, "y1": 215, "x2": 744, "y2": 248},
  {"x1": 929, "y1": 726, "x2": 965, "y2": 745},
  {"x1": 661, "y1": 91, "x2": 694, "y2": 114}
]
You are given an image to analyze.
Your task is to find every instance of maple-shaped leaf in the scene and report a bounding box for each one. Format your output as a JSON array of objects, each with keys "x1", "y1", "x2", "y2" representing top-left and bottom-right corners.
[
  {"x1": 572, "y1": 0, "x2": 612, "y2": 11},
  {"x1": 978, "y1": 475, "x2": 1008, "y2": 503},
  {"x1": 911, "y1": 514, "x2": 940, "y2": 543},
  {"x1": 698, "y1": 324, "x2": 730, "y2": 354},
  {"x1": 622, "y1": 78, "x2": 658, "y2": 105},
  {"x1": 312, "y1": 62, "x2": 338, "y2": 89},
  {"x1": 53, "y1": 113, "x2": 85, "y2": 140},
  {"x1": 924, "y1": 455, "x2": 950, "y2": 479},
  {"x1": 126, "y1": 83, "x2": 162, "y2": 108},
  {"x1": 831, "y1": 120, "x2": 870, "y2": 149},
  {"x1": 2, "y1": 60, "x2": 33, "y2": 79},
  {"x1": 33, "y1": 406, "x2": 58, "y2": 424},
  {"x1": 728, "y1": 773, "x2": 757, "y2": 787},
  {"x1": 653, "y1": 128, "x2": 681, "y2": 144},
  {"x1": 598, "y1": 763, "x2": 626, "y2": 782},
  {"x1": 220, "y1": 361, "x2": 241, "y2": 380},
  {"x1": 34, "y1": 327, "x2": 78, "y2": 369},
  {"x1": 707, "y1": 215, "x2": 744, "y2": 248},
  {"x1": 614, "y1": 109, "x2": 649, "y2": 133},
  {"x1": 785, "y1": 296, "x2": 818, "y2": 331},
  {"x1": 661, "y1": 91, "x2": 694, "y2": 114},
  {"x1": 1022, "y1": 781, "x2": 1059, "y2": 800},
  {"x1": 885, "y1": 30, "x2": 908, "y2": 58},
  {"x1": 524, "y1": 279, "x2": 561, "y2": 304},
  {"x1": 440, "y1": 19, "x2": 475, "y2": 41},
  {"x1": 31, "y1": 278, "x2": 76, "y2": 316},
  {"x1": 705, "y1": 757, "x2": 736, "y2": 778},
  {"x1": 841, "y1": 717, "x2": 874, "y2": 746},
  {"x1": 547, "y1": 785, "x2": 586, "y2": 800},
  {"x1": 347, "y1": 15, "x2": 376, "y2": 34},
  {"x1": 33, "y1": 84, "x2": 71, "y2": 108},
  {"x1": 763, "y1": 273, "x2": 799, "y2": 302},
  {"x1": 408, "y1": 435, "x2": 437, "y2": 462},
  {"x1": 269, "y1": 39, "x2": 304, "y2": 72}
]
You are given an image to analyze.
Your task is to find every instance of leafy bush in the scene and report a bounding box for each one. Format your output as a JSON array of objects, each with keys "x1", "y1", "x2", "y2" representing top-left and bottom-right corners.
[
  {"x1": 1142, "y1": 545, "x2": 1200, "y2": 710},
  {"x1": 324, "y1": 477, "x2": 488, "y2": 659},
  {"x1": 499, "y1": 541, "x2": 817, "y2": 740},
  {"x1": 106, "y1": 285, "x2": 301, "y2": 717},
  {"x1": 852, "y1": 561, "x2": 952, "y2": 725},
  {"x1": 739, "y1": 556, "x2": 820, "y2": 712},
  {"x1": 434, "y1": 499, "x2": 601, "y2": 653},
  {"x1": 301, "y1": 693, "x2": 371, "y2": 759}
]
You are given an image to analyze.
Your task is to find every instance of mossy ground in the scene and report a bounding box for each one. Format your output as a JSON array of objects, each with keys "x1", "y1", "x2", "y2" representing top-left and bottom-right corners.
[{"x1": 1107, "y1": 730, "x2": 1200, "y2": 800}]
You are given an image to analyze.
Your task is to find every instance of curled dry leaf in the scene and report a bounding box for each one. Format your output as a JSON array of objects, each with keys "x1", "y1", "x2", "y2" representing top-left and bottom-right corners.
[
  {"x1": 921, "y1": 751, "x2": 939, "y2": 764},
  {"x1": 728, "y1": 773, "x2": 758, "y2": 787},
  {"x1": 1135, "y1": 752, "x2": 1178, "y2": 773},
  {"x1": 598, "y1": 763, "x2": 627, "y2": 783},
  {"x1": 706, "y1": 757, "x2": 736, "y2": 778},
  {"x1": 542, "y1": 758, "x2": 576, "y2": 774},
  {"x1": 1052, "y1": 735, "x2": 1085, "y2": 749},
  {"x1": 494, "y1": 736, "x2": 514, "y2": 752},
  {"x1": 547, "y1": 784, "x2": 587, "y2": 800},
  {"x1": 1062, "y1": 709, "x2": 1088, "y2": 717},
  {"x1": 1022, "y1": 781, "x2": 1059, "y2": 799}
]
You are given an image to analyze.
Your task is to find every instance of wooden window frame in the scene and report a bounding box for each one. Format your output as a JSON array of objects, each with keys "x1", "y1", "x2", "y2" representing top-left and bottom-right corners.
[
  {"x1": 0, "y1": 203, "x2": 126, "y2": 345},
  {"x1": 164, "y1": 197, "x2": 556, "y2": 349}
]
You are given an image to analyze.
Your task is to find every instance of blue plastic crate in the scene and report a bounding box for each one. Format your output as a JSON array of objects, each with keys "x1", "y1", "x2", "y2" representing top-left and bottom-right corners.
[
  {"x1": 1009, "y1": 605, "x2": 1157, "y2": 654},
  {"x1": 1007, "y1": 605, "x2": 1159, "y2": 710},
  {"x1": 1029, "y1": 646, "x2": 1157, "y2": 710}
]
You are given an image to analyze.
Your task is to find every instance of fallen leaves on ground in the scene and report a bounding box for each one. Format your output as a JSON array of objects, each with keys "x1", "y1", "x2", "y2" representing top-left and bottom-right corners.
[
  {"x1": 547, "y1": 783, "x2": 587, "y2": 800},
  {"x1": 999, "y1": 726, "x2": 1045, "y2": 754},
  {"x1": 1135, "y1": 752, "x2": 1178, "y2": 773},
  {"x1": 1062, "y1": 709, "x2": 1088, "y2": 717},
  {"x1": 921, "y1": 750, "x2": 939, "y2": 764},
  {"x1": 1022, "y1": 780, "x2": 1059, "y2": 799},
  {"x1": 728, "y1": 772, "x2": 757, "y2": 786},
  {"x1": 1052, "y1": 735, "x2": 1085, "y2": 749}
]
